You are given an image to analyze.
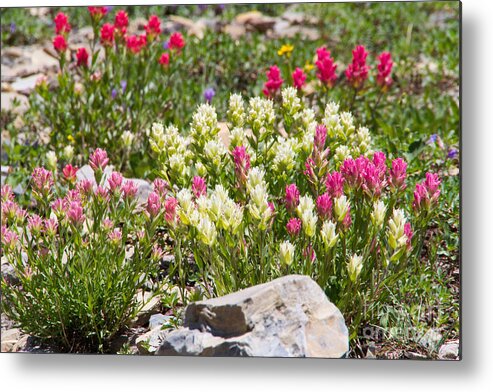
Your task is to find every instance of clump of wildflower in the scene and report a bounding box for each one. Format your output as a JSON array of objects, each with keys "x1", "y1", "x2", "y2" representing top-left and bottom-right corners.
[
  {"x1": 153, "y1": 178, "x2": 168, "y2": 198},
  {"x1": 46, "y1": 151, "x2": 57, "y2": 171},
  {"x1": 146, "y1": 192, "x2": 161, "y2": 218},
  {"x1": 413, "y1": 173, "x2": 441, "y2": 211},
  {"x1": 321, "y1": 221, "x2": 338, "y2": 249},
  {"x1": 292, "y1": 67, "x2": 307, "y2": 90},
  {"x1": 263, "y1": 66, "x2": 284, "y2": 98},
  {"x1": 315, "y1": 47, "x2": 337, "y2": 87},
  {"x1": 62, "y1": 164, "x2": 78, "y2": 183},
  {"x1": 108, "y1": 172, "x2": 123, "y2": 193},
  {"x1": 32, "y1": 167, "x2": 54, "y2": 197},
  {"x1": 76, "y1": 48, "x2": 89, "y2": 67},
  {"x1": 192, "y1": 176, "x2": 207, "y2": 198},
  {"x1": 247, "y1": 97, "x2": 275, "y2": 133},
  {"x1": 1, "y1": 226, "x2": 19, "y2": 252},
  {"x1": 285, "y1": 184, "x2": 300, "y2": 213},
  {"x1": 280, "y1": 241, "x2": 295, "y2": 266},
  {"x1": 88, "y1": 6, "x2": 108, "y2": 21},
  {"x1": 232, "y1": 146, "x2": 251, "y2": 186},
  {"x1": 1, "y1": 184, "x2": 14, "y2": 202},
  {"x1": 345, "y1": 45, "x2": 369, "y2": 89},
  {"x1": 44, "y1": 218, "x2": 58, "y2": 237},
  {"x1": 122, "y1": 180, "x2": 138, "y2": 200},
  {"x1": 144, "y1": 15, "x2": 161, "y2": 39},
  {"x1": 376, "y1": 51, "x2": 393, "y2": 90},
  {"x1": 168, "y1": 32, "x2": 185, "y2": 52},
  {"x1": 389, "y1": 158, "x2": 407, "y2": 192},
  {"x1": 89, "y1": 148, "x2": 109, "y2": 171},
  {"x1": 278, "y1": 44, "x2": 294, "y2": 58},
  {"x1": 371, "y1": 200, "x2": 387, "y2": 228},
  {"x1": 121, "y1": 131, "x2": 134, "y2": 148},
  {"x1": 228, "y1": 93, "x2": 246, "y2": 127},
  {"x1": 54, "y1": 12, "x2": 71, "y2": 35},
  {"x1": 67, "y1": 200, "x2": 85, "y2": 226},
  {"x1": 286, "y1": 217, "x2": 302, "y2": 237},
  {"x1": 272, "y1": 136, "x2": 298, "y2": 173},
  {"x1": 100, "y1": 23, "x2": 115, "y2": 46},
  {"x1": 126, "y1": 34, "x2": 147, "y2": 54},
  {"x1": 348, "y1": 254, "x2": 363, "y2": 282},
  {"x1": 108, "y1": 228, "x2": 122, "y2": 245},
  {"x1": 164, "y1": 197, "x2": 179, "y2": 225},
  {"x1": 325, "y1": 171, "x2": 344, "y2": 198},
  {"x1": 53, "y1": 35, "x2": 67, "y2": 53},
  {"x1": 316, "y1": 193, "x2": 332, "y2": 220},
  {"x1": 203, "y1": 87, "x2": 215, "y2": 104},
  {"x1": 114, "y1": 10, "x2": 129, "y2": 35},
  {"x1": 297, "y1": 195, "x2": 318, "y2": 237},
  {"x1": 281, "y1": 87, "x2": 302, "y2": 118}
]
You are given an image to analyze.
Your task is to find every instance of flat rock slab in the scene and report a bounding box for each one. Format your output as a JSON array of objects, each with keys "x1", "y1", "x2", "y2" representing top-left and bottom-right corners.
[{"x1": 156, "y1": 275, "x2": 348, "y2": 358}]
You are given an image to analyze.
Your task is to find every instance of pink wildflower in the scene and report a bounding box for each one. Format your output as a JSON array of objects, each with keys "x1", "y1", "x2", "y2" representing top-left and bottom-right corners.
[
  {"x1": 345, "y1": 45, "x2": 369, "y2": 89},
  {"x1": 315, "y1": 47, "x2": 337, "y2": 87},
  {"x1": 389, "y1": 158, "x2": 407, "y2": 192},
  {"x1": 67, "y1": 201, "x2": 85, "y2": 226},
  {"x1": 108, "y1": 172, "x2": 123, "y2": 192},
  {"x1": 192, "y1": 176, "x2": 207, "y2": 198},
  {"x1": 126, "y1": 34, "x2": 147, "y2": 54},
  {"x1": 1, "y1": 184, "x2": 14, "y2": 202},
  {"x1": 89, "y1": 148, "x2": 109, "y2": 171},
  {"x1": 153, "y1": 178, "x2": 168, "y2": 198},
  {"x1": 114, "y1": 10, "x2": 129, "y2": 35},
  {"x1": 263, "y1": 65, "x2": 284, "y2": 97},
  {"x1": 292, "y1": 67, "x2": 306, "y2": 89},
  {"x1": 286, "y1": 217, "x2": 302, "y2": 237},
  {"x1": 53, "y1": 35, "x2": 67, "y2": 53},
  {"x1": 164, "y1": 197, "x2": 179, "y2": 224},
  {"x1": 88, "y1": 6, "x2": 108, "y2": 19},
  {"x1": 54, "y1": 12, "x2": 71, "y2": 35},
  {"x1": 62, "y1": 164, "x2": 78, "y2": 183},
  {"x1": 376, "y1": 51, "x2": 393, "y2": 89},
  {"x1": 1, "y1": 226, "x2": 18, "y2": 251},
  {"x1": 159, "y1": 52, "x2": 170, "y2": 67},
  {"x1": 32, "y1": 167, "x2": 53, "y2": 196},
  {"x1": 285, "y1": 184, "x2": 300, "y2": 212},
  {"x1": 146, "y1": 192, "x2": 161, "y2": 218},
  {"x1": 232, "y1": 146, "x2": 251, "y2": 186},
  {"x1": 100, "y1": 23, "x2": 115, "y2": 46},
  {"x1": 102, "y1": 218, "x2": 114, "y2": 231},
  {"x1": 144, "y1": 15, "x2": 161, "y2": 38},
  {"x1": 168, "y1": 32, "x2": 185, "y2": 52},
  {"x1": 108, "y1": 228, "x2": 122, "y2": 245},
  {"x1": 77, "y1": 179, "x2": 93, "y2": 196},
  {"x1": 316, "y1": 193, "x2": 332, "y2": 220},
  {"x1": 94, "y1": 185, "x2": 109, "y2": 202},
  {"x1": 27, "y1": 214, "x2": 44, "y2": 235},
  {"x1": 325, "y1": 171, "x2": 344, "y2": 198},
  {"x1": 122, "y1": 180, "x2": 138, "y2": 200},
  {"x1": 44, "y1": 218, "x2": 58, "y2": 237},
  {"x1": 342, "y1": 206, "x2": 352, "y2": 230},
  {"x1": 314, "y1": 124, "x2": 327, "y2": 152},
  {"x1": 404, "y1": 222, "x2": 413, "y2": 250},
  {"x1": 76, "y1": 48, "x2": 89, "y2": 67}
]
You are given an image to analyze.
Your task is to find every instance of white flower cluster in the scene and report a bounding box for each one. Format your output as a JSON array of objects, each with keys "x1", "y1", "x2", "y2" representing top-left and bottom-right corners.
[
  {"x1": 177, "y1": 184, "x2": 244, "y2": 246},
  {"x1": 281, "y1": 87, "x2": 302, "y2": 118},
  {"x1": 247, "y1": 97, "x2": 275, "y2": 133},
  {"x1": 371, "y1": 200, "x2": 387, "y2": 228},
  {"x1": 321, "y1": 221, "x2": 338, "y2": 249},
  {"x1": 279, "y1": 240, "x2": 295, "y2": 266},
  {"x1": 227, "y1": 93, "x2": 246, "y2": 128},
  {"x1": 150, "y1": 123, "x2": 192, "y2": 181},
  {"x1": 204, "y1": 139, "x2": 227, "y2": 168},
  {"x1": 387, "y1": 208, "x2": 408, "y2": 250},
  {"x1": 322, "y1": 102, "x2": 374, "y2": 164},
  {"x1": 190, "y1": 104, "x2": 219, "y2": 146},
  {"x1": 272, "y1": 136, "x2": 298, "y2": 173},
  {"x1": 247, "y1": 167, "x2": 273, "y2": 230},
  {"x1": 347, "y1": 254, "x2": 363, "y2": 282},
  {"x1": 296, "y1": 195, "x2": 318, "y2": 237}
]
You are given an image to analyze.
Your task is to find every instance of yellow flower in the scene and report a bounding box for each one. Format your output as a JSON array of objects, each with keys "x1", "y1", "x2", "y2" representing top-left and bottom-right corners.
[
  {"x1": 67, "y1": 134, "x2": 75, "y2": 143},
  {"x1": 278, "y1": 44, "x2": 294, "y2": 58},
  {"x1": 304, "y1": 61, "x2": 314, "y2": 72}
]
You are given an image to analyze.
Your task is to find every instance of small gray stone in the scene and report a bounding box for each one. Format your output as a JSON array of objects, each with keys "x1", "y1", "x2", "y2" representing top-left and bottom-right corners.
[
  {"x1": 156, "y1": 275, "x2": 348, "y2": 358},
  {"x1": 438, "y1": 341, "x2": 459, "y2": 360},
  {"x1": 418, "y1": 328, "x2": 443, "y2": 351},
  {"x1": 136, "y1": 326, "x2": 170, "y2": 355},
  {"x1": 149, "y1": 314, "x2": 172, "y2": 330}
]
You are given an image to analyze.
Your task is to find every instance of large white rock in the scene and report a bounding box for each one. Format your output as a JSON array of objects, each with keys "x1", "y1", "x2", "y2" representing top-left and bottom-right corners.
[{"x1": 156, "y1": 275, "x2": 348, "y2": 358}]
